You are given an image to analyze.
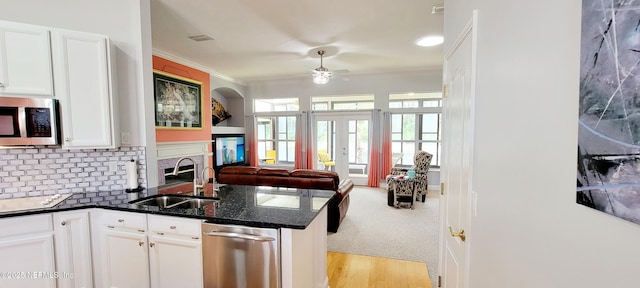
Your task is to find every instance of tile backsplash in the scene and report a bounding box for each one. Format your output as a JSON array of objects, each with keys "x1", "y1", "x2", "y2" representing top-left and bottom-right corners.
[{"x1": 0, "y1": 146, "x2": 146, "y2": 199}]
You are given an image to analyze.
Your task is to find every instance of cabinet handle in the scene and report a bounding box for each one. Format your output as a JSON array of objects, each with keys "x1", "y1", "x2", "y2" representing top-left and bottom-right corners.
[
  {"x1": 138, "y1": 241, "x2": 144, "y2": 247},
  {"x1": 61, "y1": 221, "x2": 66, "y2": 226},
  {"x1": 192, "y1": 237, "x2": 199, "y2": 240},
  {"x1": 65, "y1": 137, "x2": 71, "y2": 142},
  {"x1": 203, "y1": 231, "x2": 276, "y2": 242},
  {"x1": 0, "y1": 82, "x2": 4, "y2": 88},
  {"x1": 107, "y1": 225, "x2": 115, "y2": 229},
  {"x1": 149, "y1": 243, "x2": 155, "y2": 247},
  {"x1": 169, "y1": 225, "x2": 176, "y2": 229},
  {"x1": 117, "y1": 219, "x2": 125, "y2": 223},
  {"x1": 138, "y1": 229, "x2": 145, "y2": 233},
  {"x1": 157, "y1": 232, "x2": 164, "y2": 235}
]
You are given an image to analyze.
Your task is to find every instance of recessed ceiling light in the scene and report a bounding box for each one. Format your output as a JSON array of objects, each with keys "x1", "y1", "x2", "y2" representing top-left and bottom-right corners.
[
  {"x1": 188, "y1": 34, "x2": 214, "y2": 42},
  {"x1": 417, "y1": 36, "x2": 444, "y2": 47}
]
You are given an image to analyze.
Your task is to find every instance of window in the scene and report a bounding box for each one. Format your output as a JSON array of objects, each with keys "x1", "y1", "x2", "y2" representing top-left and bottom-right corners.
[
  {"x1": 256, "y1": 116, "x2": 296, "y2": 165},
  {"x1": 312, "y1": 94, "x2": 374, "y2": 111},
  {"x1": 254, "y1": 98, "x2": 299, "y2": 112},
  {"x1": 389, "y1": 92, "x2": 442, "y2": 166},
  {"x1": 253, "y1": 97, "x2": 298, "y2": 166}
]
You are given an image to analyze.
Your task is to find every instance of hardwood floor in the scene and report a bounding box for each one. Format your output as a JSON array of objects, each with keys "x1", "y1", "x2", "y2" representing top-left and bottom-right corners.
[{"x1": 327, "y1": 252, "x2": 432, "y2": 288}]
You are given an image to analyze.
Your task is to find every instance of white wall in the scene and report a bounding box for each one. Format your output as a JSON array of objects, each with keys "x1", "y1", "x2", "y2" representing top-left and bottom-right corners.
[{"x1": 445, "y1": 1, "x2": 640, "y2": 287}]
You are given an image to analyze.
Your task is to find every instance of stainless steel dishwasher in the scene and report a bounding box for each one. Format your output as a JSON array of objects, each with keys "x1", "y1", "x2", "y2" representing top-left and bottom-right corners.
[{"x1": 202, "y1": 222, "x2": 279, "y2": 288}]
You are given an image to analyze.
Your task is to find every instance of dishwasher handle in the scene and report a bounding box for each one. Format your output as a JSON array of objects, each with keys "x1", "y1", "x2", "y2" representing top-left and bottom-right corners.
[{"x1": 203, "y1": 230, "x2": 276, "y2": 242}]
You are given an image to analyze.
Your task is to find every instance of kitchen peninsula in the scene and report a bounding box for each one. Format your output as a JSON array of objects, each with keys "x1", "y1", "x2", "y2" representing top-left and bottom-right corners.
[{"x1": 0, "y1": 184, "x2": 334, "y2": 288}]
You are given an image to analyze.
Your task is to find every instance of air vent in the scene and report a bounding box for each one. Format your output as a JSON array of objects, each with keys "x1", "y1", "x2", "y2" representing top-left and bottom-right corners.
[
  {"x1": 188, "y1": 34, "x2": 214, "y2": 42},
  {"x1": 432, "y1": 4, "x2": 444, "y2": 14}
]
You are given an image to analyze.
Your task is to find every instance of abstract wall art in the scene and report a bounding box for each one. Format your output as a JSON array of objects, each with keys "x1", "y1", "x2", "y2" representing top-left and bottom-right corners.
[
  {"x1": 578, "y1": 0, "x2": 640, "y2": 224},
  {"x1": 153, "y1": 70, "x2": 203, "y2": 129}
]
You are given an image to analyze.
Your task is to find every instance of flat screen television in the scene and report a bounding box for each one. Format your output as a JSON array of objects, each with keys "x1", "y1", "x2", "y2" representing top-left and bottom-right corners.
[{"x1": 214, "y1": 134, "x2": 245, "y2": 167}]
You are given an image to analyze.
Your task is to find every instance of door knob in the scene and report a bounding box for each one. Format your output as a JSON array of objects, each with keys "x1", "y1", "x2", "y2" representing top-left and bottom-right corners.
[{"x1": 448, "y1": 226, "x2": 466, "y2": 242}]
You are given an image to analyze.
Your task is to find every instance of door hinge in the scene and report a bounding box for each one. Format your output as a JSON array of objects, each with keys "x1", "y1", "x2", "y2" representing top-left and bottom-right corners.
[
  {"x1": 440, "y1": 183, "x2": 445, "y2": 195},
  {"x1": 442, "y1": 85, "x2": 447, "y2": 97},
  {"x1": 438, "y1": 275, "x2": 442, "y2": 287}
]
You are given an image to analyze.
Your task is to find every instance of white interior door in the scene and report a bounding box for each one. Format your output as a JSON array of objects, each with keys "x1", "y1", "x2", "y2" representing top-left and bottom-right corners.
[
  {"x1": 315, "y1": 113, "x2": 371, "y2": 185},
  {"x1": 440, "y1": 12, "x2": 476, "y2": 288}
]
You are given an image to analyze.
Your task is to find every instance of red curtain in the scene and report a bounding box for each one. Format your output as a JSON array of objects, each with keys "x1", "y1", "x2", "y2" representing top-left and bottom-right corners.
[
  {"x1": 294, "y1": 113, "x2": 303, "y2": 169},
  {"x1": 248, "y1": 116, "x2": 259, "y2": 166},
  {"x1": 367, "y1": 110, "x2": 382, "y2": 187},
  {"x1": 305, "y1": 112, "x2": 315, "y2": 170},
  {"x1": 381, "y1": 112, "x2": 392, "y2": 177}
]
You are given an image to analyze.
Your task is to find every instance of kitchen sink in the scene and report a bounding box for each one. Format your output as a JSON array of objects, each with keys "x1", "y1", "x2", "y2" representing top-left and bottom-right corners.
[
  {"x1": 130, "y1": 195, "x2": 191, "y2": 208},
  {"x1": 130, "y1": 195, "x2": 218, "y2": 209},
  {"x1": 175, "y1": 198, "x2": 218, "y2": 209}
]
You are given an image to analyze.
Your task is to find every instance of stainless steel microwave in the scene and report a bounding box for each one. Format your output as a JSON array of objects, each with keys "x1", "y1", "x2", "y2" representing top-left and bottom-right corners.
[{"x1": 0, "y1": 97, "x2": 60, "y2": 146}]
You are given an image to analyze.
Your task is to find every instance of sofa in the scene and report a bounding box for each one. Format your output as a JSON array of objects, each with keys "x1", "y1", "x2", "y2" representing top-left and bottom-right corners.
[{"x1": 217, "y1": 166, "x2": 353, "y2": 232}]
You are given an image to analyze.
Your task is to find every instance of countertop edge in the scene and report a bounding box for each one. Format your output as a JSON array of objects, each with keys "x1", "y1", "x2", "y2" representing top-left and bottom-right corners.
[{"x1": 0, "y1": 193, "x2": 334, "y2": 230}]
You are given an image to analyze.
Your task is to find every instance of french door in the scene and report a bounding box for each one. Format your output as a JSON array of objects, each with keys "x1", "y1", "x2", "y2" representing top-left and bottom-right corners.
[{"x1": 314, "y1": 113, "x2": 371, "y2": 185}]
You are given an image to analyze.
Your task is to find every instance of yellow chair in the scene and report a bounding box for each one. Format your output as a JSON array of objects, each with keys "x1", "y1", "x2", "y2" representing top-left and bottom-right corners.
[
  {"x1": 265, "y1": 150, "x2": 276, "y2": 164},
  {"x1": 317, "y1": 150, "x2": 335, "y2": 170}
]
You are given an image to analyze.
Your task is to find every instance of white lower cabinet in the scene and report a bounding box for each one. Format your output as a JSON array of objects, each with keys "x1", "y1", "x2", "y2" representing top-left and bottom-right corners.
[
  {"x1": 148, "y1": 215, "x2": 203, "y2": 288},
  {"x1": 53, "y1": 210, "x2": 93, "y2": 288},
  {"x1": 102, "y1": 228, "x2": 150, "y2": 288},
  {"x1": 92, "y1": 210, "x2": 203, "y2": 288},
  {"x1": 93, "y1": 210, "x2": 150, "y2": 288},
  {"x1": 0, "y1": 214, "x2": 56, "y2": 288}
]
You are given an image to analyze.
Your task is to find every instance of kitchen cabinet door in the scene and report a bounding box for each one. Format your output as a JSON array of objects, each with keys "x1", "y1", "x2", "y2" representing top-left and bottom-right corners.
[
  {"x1": 100, "y1": 228, "x2": 150, "y2": 288},
  {"x1": 53, "y1": 210, "x2": 93, "y2": 288},
  {"x1": 148, "y1": 234, "x2": 203, "y2": 288},
  {"x1": 0, "y1": 214, "x2": 56, "y2": 288},
  {"x1": 51, "y1": 29, "x2": 119, "y2": 149},
  {"x1": 0, "y1": 20, "x2": 53, "y2": 97}
]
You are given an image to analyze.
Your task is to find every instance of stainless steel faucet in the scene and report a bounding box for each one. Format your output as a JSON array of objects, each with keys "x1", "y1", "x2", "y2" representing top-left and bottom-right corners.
[
  {"x1": 201, "y1": 167, "x2": 218, "y2": 196},
  {"x1": 171, "y1": 157, "x2": 203, "y2": 196}
]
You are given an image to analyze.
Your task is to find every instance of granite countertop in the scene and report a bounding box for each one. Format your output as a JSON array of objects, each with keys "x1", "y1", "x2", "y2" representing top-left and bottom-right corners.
[{"x1": 0, "y1": 184, "x2": 336, "y2": 230}]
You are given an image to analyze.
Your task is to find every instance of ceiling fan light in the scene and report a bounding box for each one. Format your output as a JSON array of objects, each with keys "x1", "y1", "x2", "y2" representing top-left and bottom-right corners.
[
  {"x1": 313, "y1": 72, "x2": 330, "y2": 84},
  {"x1": 312, "y1": 49, "x2": 332, "y2": 84}
]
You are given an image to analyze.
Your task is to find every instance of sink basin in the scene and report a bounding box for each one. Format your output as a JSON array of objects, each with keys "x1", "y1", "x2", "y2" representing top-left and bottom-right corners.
[
  {"x1": 130, "y1": 195, "x2": 218, "y2": 209},
  {"x1": 175, "y1": 198, "x2": 218, "y2": 209},
  {"x1": 130, "y1": 195, "x2": 190, "y2": 208}
]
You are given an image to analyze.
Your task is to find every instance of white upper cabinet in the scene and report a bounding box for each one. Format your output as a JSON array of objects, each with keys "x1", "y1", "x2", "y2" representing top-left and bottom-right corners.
[
  {"x1": 51, "y1": 28, "x2": 119, "y2": 149},
  {"x1": 0, "y1": 20, "x2": 54, "y2": 97}
]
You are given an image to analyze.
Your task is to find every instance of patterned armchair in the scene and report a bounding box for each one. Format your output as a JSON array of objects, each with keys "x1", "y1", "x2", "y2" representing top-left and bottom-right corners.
[{"x1": 386, "y1": 151, "x2": 433, "y2": 206}]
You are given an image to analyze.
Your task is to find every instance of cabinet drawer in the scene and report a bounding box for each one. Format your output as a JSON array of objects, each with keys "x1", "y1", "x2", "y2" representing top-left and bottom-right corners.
[
  {"x1": 148, "y1": 215, "x2": 201, "y2": 238},
  {"x1": 0, "y1": 214, "x2": 52, "y2": 237},
  {"x1": 101, "y1": 210, "x2": 146, "y2": 231}
]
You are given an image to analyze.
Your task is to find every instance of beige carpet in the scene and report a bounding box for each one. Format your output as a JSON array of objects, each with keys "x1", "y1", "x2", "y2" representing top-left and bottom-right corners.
[{"x1": 327, "y1": 186, "x2": 440, "y2": 282}]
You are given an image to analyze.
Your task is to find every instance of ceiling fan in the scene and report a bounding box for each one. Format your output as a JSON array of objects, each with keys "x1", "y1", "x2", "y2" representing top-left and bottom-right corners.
[{"x1": 313, "y1": 50, "x2": 332, "y2": 84}]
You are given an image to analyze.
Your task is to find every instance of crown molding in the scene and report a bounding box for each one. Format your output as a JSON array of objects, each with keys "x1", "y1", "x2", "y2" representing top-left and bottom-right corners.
[{"x1": 152, "y1": 48, "x2": 246, "y2": 86}]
